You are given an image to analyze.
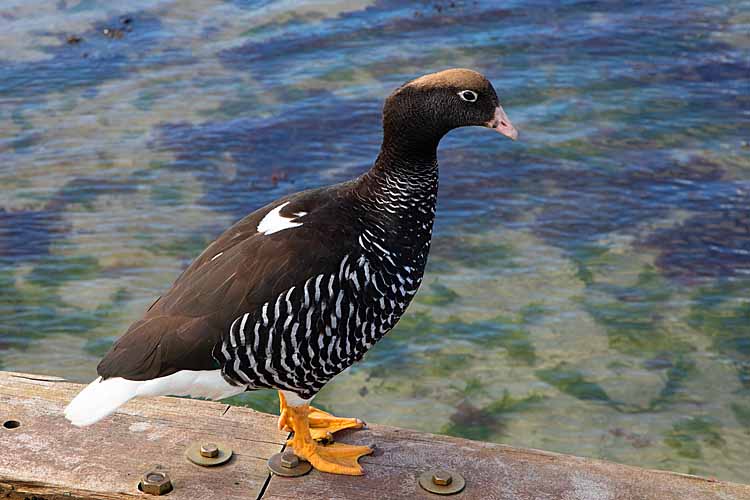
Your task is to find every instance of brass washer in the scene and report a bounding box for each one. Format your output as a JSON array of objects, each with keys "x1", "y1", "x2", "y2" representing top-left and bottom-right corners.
[
  {"x1": 185, "y1": 441, "x2": 233, "y2": 466},
  {"x1": 418, "y1": 469, "x2": 466, "y2": 495},
  {"x1": 267, "y1": 451, "x2": 312, "y2": 477}
]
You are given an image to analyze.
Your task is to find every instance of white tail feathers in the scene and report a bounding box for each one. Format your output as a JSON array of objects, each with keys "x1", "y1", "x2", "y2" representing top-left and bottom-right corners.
[
  {"x1": 64, "y1": 370, "x2": 246, "y2": 427},
  {"x1": 64, "y1": 376, "x2": 139, "y2": 427}
]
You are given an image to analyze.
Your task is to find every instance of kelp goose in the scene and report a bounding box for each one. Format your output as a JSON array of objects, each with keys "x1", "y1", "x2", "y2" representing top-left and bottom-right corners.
[{"x1": 65, "y1": 68, "x2": 518, "y2": 475}]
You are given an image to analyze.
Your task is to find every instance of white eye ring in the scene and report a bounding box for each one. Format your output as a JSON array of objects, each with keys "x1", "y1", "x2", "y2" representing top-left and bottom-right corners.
[{"x1": 458, "y1": 90, "x2": 478, "y2": 102}]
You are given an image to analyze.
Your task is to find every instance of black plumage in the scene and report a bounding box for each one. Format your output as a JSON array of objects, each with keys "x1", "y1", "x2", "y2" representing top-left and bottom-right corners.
[{"x1": 96, "y1": 68, "x2": 517, "y2": 402}]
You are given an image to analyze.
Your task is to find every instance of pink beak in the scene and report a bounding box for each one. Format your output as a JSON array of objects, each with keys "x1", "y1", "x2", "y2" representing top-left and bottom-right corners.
[{"x1": 486, "y1": 105, "x2": 518, "y2": 140}]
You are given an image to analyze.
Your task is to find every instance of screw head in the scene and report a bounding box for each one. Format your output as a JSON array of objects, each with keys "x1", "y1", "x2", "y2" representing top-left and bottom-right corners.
[
  {"x1": 200, "y1": 443, "x2": 219, "y2": 458},
  {"x1": 140, "y1": 469, "x2": 173, "y2": 496},
  {"x1": 280, "y1": 450, "x2": 300, "y2": 468},
  {"x1": 432, "y1": 470, "x2": 453, "y2": 486}
]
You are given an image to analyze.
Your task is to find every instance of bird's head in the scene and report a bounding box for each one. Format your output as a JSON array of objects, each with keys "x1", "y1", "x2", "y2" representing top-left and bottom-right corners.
[{"x1": 382, "y1": 68, "x2": 518, "y2": 155}]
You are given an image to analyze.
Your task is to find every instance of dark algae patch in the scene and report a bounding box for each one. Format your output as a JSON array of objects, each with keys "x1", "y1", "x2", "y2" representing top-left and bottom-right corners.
[
  {"x1": 583, "y1": 266, "x2": 694, "y2": 356},
  {"x1": 536, "y1": 363, "x2": 612, "y2": 404},
  {"x1": 430, "y1": 235, "x2": 516, "y2": 271},
  {"x1": 731, "y1": 403, "x2": 750, "y2": 434},
  {"x1": 0, "y1": 176, "x2": 136, "y2": 267},
  {"x1": 419, "y1": 280, "x2": 459, "y2": 306},
  {"x1": 155, "y1": 97, "x2": 381, "y2": 218},
  {"x1": 26, "y1": 254, "x2": 101, "y2": 288},
  {"x1": 364, "y1": 309, "x2": 537, "y2": 372},
  {"x1": 643, "y1": 194, "x2": 750, "y2": 280},
  {"x1": 444, "y1": 388, "x2": 545, "y2": 441},
  {"x1": 649, "y1": 356, "x2": 697, "y2": 410},
  {"x1": 664, "y1": 417, "x2": 725, "y2": 459},
  {"x1": 0, "y1": 13, "x2": 167, "y2": 99},
  {"x1": 0, "y1": 264, "x2": 129, "y2": 351},
  {"x1": 688, "y1": 281, "x2": 750, "y2": 388},
  {"x1": 151, "y1": 234, "x2": 214, "y2": 260},
  {"x1": 0, "y1": 206, "x2": 68, "y2": 263}
]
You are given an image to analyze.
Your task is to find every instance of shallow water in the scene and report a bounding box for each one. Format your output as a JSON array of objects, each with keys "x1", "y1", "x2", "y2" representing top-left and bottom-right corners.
[{"x1": 1, "y1": 0, "x2": 749, "y2": 483}]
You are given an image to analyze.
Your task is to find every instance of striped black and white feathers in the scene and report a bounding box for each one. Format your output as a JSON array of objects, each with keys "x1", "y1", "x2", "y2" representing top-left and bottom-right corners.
[{"x1": 65, "y1": 68, "x2": 517, "y2": 425}]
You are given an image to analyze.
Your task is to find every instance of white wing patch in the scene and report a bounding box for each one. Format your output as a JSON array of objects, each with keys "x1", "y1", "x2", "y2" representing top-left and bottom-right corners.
[{"x1": 257, "y1": 202, "x2": 305, "y2": 235}]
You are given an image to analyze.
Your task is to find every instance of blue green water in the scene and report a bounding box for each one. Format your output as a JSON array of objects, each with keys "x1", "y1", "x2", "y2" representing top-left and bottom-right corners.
[{"x1": 1, "y1": 0, "x2": 749, "y2": 483}]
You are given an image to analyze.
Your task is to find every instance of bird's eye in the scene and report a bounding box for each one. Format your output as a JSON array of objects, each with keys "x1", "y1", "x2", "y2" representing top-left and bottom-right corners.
[{"x1": 457, "y1": 90, "x2": 478, "y2": 103}]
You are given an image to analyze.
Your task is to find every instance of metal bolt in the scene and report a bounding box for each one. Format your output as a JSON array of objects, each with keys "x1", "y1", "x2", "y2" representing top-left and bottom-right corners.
[
  {"x1": 418, "y1": 469, "x2": 465, "y2": 495},
  {"x1": 200, "y1": 443, "x2": 219, "y2": 458},
  {"x1": 186, "y1": 441, "x2": 232, "y2": 467},
  {"x1": 267, "y1": 450, "x2": 312, "y2": 477},
  {"x1": 140, "y1": 469, "x2": 173, "y2": 496},
  {"x1": 280, "y1": 450, "x2": 300, "y2": 468},
  {"x1": 432, "y1": 470, "x2": 453, "y2": 486}
]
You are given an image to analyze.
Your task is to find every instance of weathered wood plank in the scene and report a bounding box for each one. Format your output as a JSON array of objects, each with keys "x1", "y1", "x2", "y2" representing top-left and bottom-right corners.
[
  {"x1": 0, "y1": 371, "x2": 287, "y2": 500},
  {"x1": 263, "y1": 420, "x2": 750, "y2": 500},
  {"x1": 1, "y1": 371, "x2": 749, "y2": 500}
]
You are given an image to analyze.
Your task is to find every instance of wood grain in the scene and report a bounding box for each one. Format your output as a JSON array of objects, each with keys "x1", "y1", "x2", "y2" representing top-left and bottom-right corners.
[
  {"x1": 263, "y1": 418, "x2": 750, "y2": 500},
  {"x1": 1, "y1": 371, "x2": 749, "y2": 500},
  {"x1": 0, "y1": 371, "x2": 286, "y2": 500}
]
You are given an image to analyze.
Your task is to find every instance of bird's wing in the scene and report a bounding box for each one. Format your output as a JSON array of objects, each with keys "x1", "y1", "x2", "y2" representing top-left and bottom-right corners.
[{"x1": 97, "y1": 185, "x2": 358, "y2": 381}]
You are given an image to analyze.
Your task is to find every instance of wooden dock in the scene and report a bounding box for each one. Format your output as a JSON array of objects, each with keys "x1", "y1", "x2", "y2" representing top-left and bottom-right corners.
[{"x1": 0, "y1": 370, "x2": 748, "y2": 500}]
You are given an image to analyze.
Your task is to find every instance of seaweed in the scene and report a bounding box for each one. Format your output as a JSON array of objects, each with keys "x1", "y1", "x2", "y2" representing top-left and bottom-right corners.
[
  {"x1": 0, "y1": 256, "x2": 129, "y2": 352},
  {"x1": 688, "y1": 281, "x2": 750, "y2": 388},
  {"x1": 51, "y1": 177, "x2": 138, "y2": 210},
  {"x1": 154, "y1": 96, "x2": 381, "y2": 218},
  {"x1": 536, "y1": 363, "x2": 612, "y2": 404},
  {"x1": 443, "y1": 388, "x2": 544, "y2": 441},
  {"x1": 430, "y1": 236, "x2": 516, "y2": 271},
  {"x1": 731, "y1": 403, "x2": 750, "y2": 434},
  {"x1": 519, "y1": 303, "x2": 547, "y2": 324},
  {"x1": 642, "y1": 194, "x2": 750, "y2": 280},
  {"x1": 361, "y1": 309, "x2": 537, "y2": 373},
  {"x1": 583, "y1": 265, "x2": 694, "y2": 356},
  {"x1": 418, "y1": 281, "x2": 459, "y2": 306},
  {"x1": 478, "y1": 316, "x2": 536, "y2": 365},
  {"x1": 26, "y1": 255, "x2": 101, "y2": 288},
  {"x1": 664, "y1": 417, "x2": 725, "y2": 459},
  {"x1": 220, "y1": 2, "x2": 515, "y2": 72},
  {"x1": 531, "y1": 153, "x2": 727, "y2": 253},
  {"x1": 151, "y1": 234, "x2": 214, "y2": 259},
  {"x1": 0, "y1": 206, "x2": 69, "y2": 263},
  {"x1": 649, "y1": 356, "x2": 697, "y2": 410},
  {"x1": 0, "y1": 13, "x2": 169, "y2": 99},
  {"x1": 0, "y1": 175, "x2": 138, "y2": 267}
]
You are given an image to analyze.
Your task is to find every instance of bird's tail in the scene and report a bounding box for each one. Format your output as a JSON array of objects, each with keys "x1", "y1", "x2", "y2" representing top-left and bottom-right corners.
[
  {"x1": 64, "y1": 370, "x2": 247, "y2": 426},
  {"x1": 64, "y1": 376, "x2": 140, "y2": 427}
]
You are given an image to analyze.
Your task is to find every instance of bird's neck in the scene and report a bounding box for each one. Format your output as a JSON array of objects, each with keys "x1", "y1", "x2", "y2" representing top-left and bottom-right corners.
[
  {"x1": 363, "y1": 134, "x2": 439, "y2": 205},
  {"x1": 354, "y1": 142, "x2": 439, "y2": 252}
]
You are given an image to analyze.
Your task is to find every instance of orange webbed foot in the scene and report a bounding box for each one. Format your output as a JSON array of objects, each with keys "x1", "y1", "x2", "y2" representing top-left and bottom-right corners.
[
  {"x1": 308, "y1": 407, "x2": 365, "y2": 441},
  {"x1": 277, "y1": 391, "x2": 365, "y2": 441},
  {"x1": 301, "y1": 441, "x2": 374, "y2": 475},
  {"x1": 280, "y1": 395, "x2": 374, "y2": 475}
]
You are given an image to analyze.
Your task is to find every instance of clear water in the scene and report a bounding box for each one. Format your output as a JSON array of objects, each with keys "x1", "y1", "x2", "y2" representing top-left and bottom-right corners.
[{"x1": 1, "y1": 0, "x2": 749, "y2": 483}]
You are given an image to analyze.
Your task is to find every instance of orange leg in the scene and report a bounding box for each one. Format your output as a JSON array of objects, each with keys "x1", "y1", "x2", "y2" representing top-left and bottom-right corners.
[
  {"x1": 283, "y1": 402, "x2": 373, "y2": 475},
  {"x1": 277, "y1": 391, "x2": 365, "y2": 442}
]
